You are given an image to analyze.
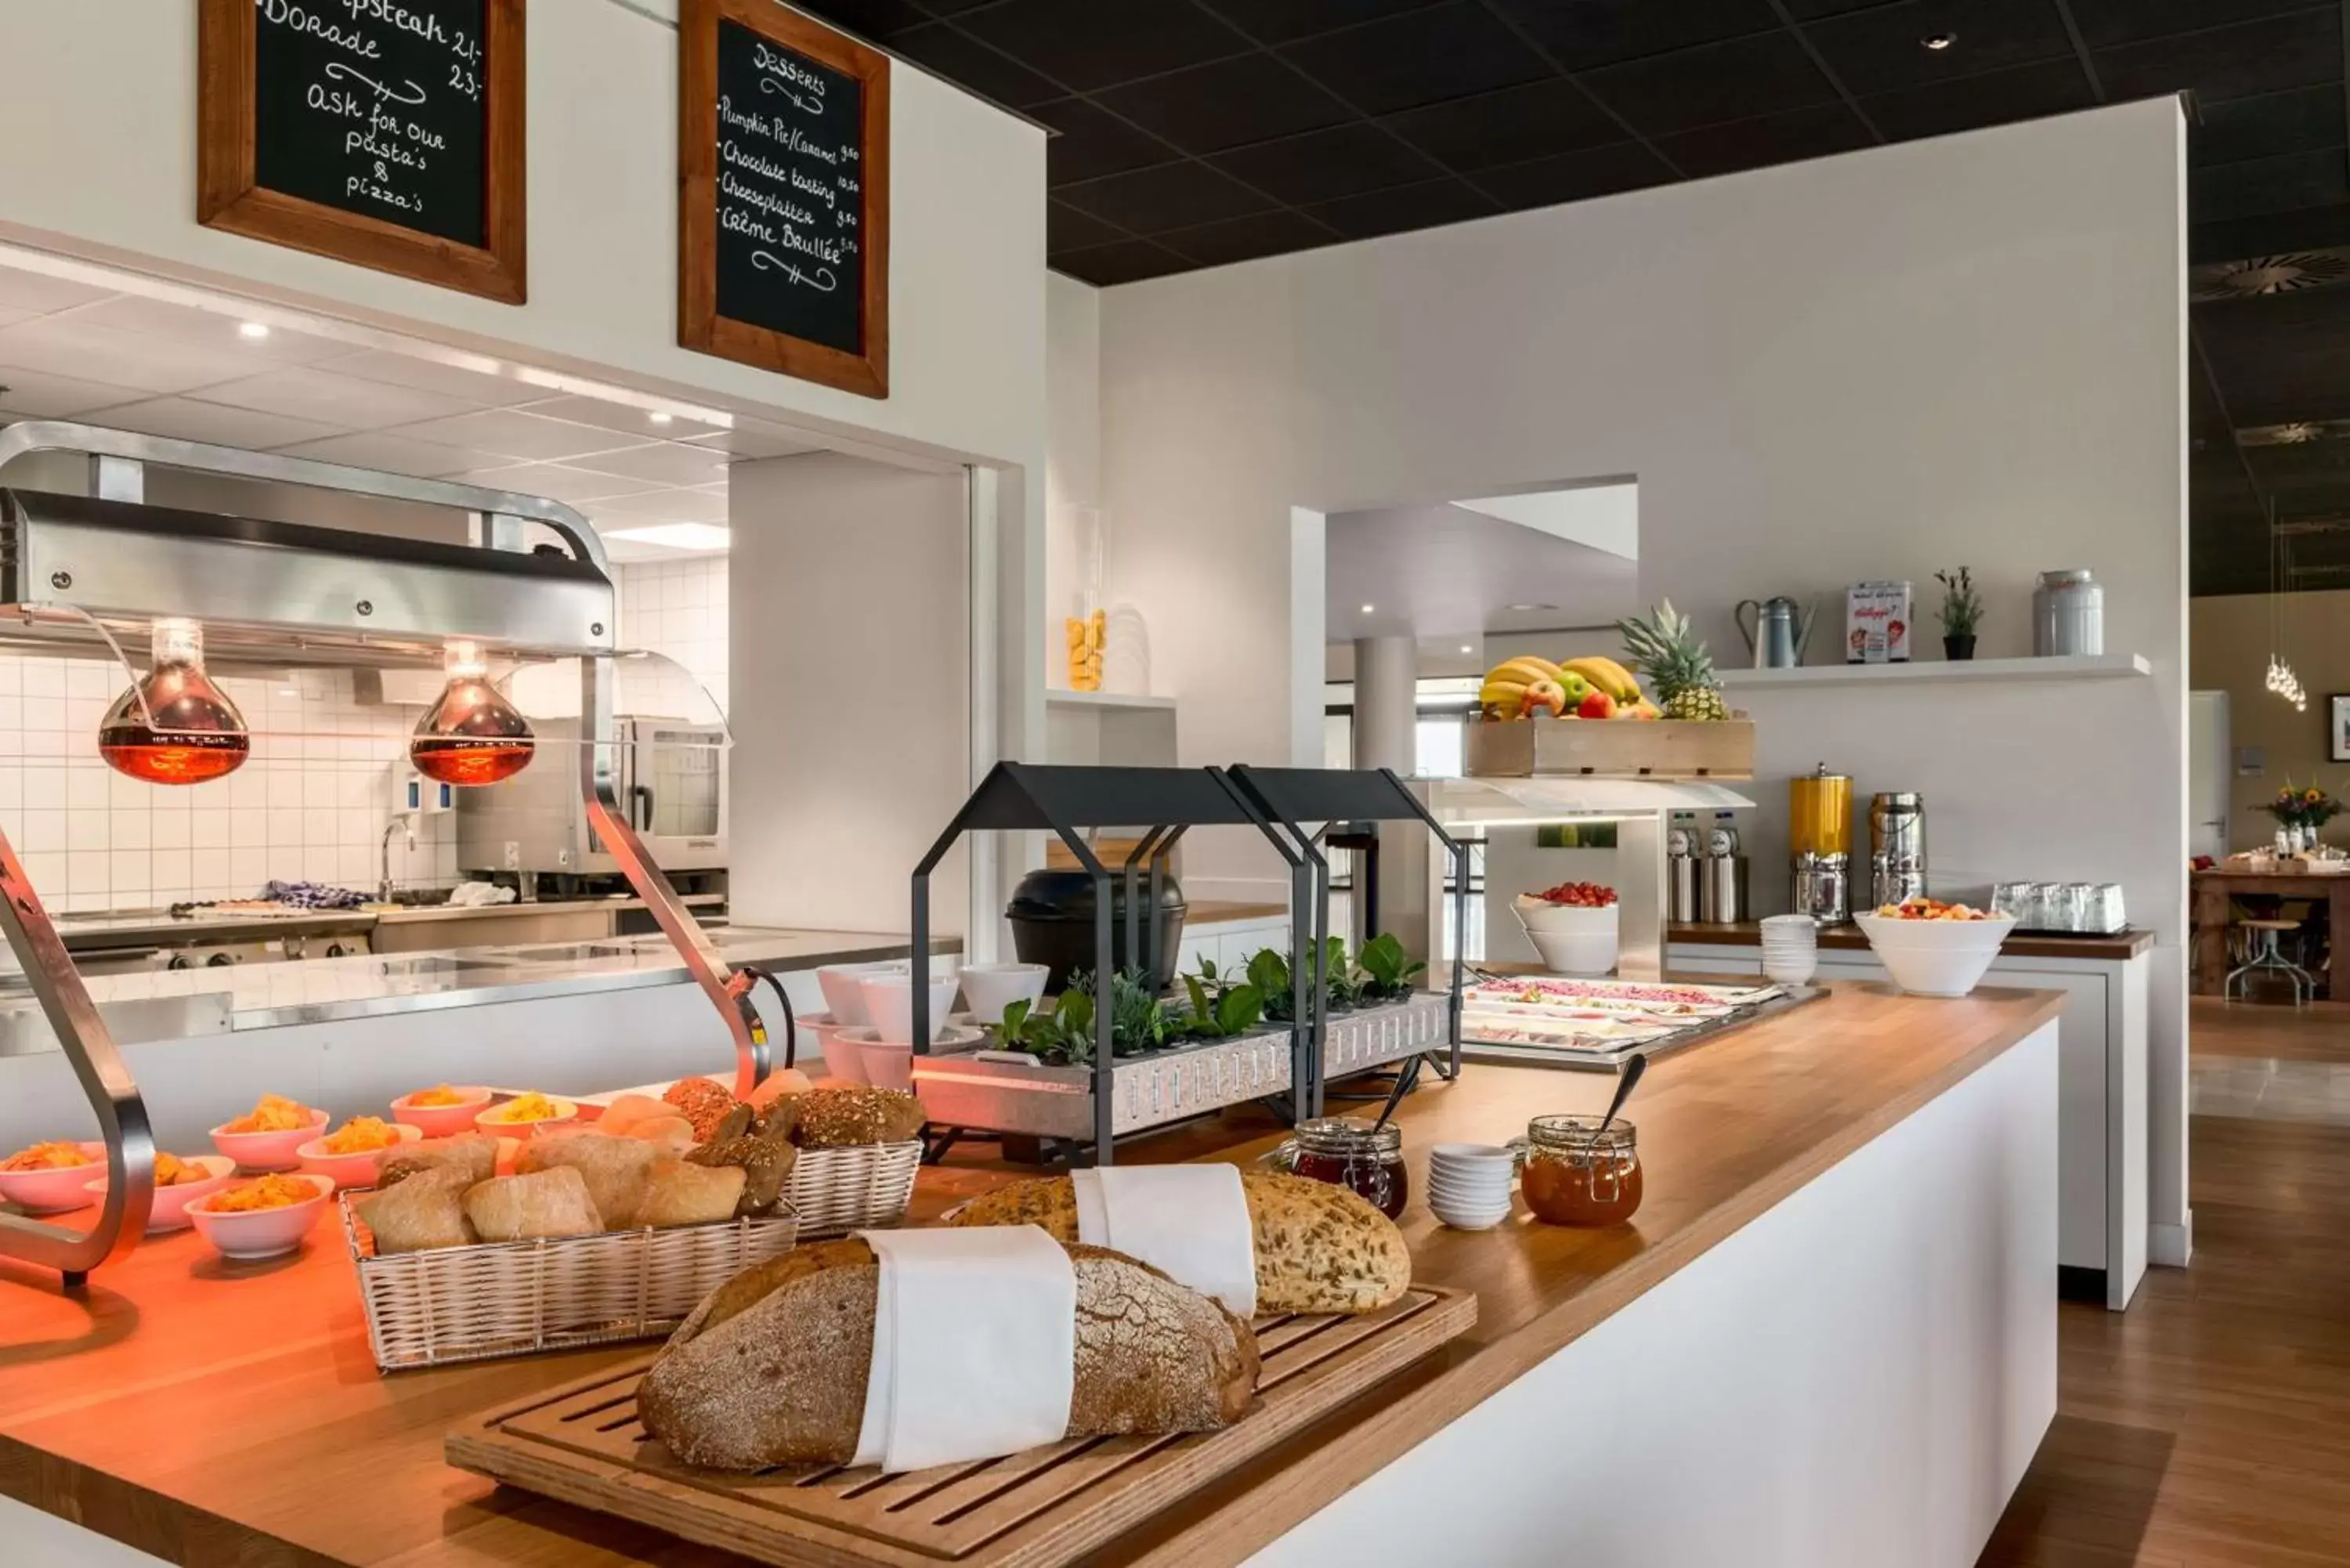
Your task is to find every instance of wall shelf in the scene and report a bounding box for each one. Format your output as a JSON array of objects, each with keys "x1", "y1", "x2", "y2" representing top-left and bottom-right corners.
[
  {"x1": 1718, "y1": 654, "x2": 2150, "y2": 690},
  {"x1": 1044, "y1": 688, "x2": 1177, "y2": 711}
]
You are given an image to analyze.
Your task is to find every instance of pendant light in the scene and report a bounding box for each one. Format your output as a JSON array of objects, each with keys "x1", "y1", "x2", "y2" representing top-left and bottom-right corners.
[
  {"x1": 97, "y1": 618, "x2": 251, "y2": 784},
  {"x1": 409, "y1": 641, "x2": 534, "y2": 786}
]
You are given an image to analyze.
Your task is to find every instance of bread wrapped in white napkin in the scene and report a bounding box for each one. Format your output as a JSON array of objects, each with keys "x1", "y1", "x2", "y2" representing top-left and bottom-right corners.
[{"x1": 1070, "y1": 1165, "x2": 1258, "y2": 1319}]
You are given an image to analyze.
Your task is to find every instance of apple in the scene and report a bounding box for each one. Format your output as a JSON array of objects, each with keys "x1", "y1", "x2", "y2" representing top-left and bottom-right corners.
[
  {"x1": 1519, "y1": 680, "x2": 1568, "y2": 718},
  {"x1": 1576, "y1": 689, "x2": 1618, "y2": 720}
]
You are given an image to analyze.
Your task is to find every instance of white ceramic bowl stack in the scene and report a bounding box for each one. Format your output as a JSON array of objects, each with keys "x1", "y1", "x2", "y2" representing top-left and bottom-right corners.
[
  {"x1": 1426, "y1": 1143, "x2": 1517, "y2": 1230},
  {"x1": 958, "y1": 962, "x2": 1049, "y2": 1025},
  {"x1": 815, "y1": 961, "x2": 906, "y2": 1028},
  {"x1": 833, "y1": 1024, "x2": 985, "y2": 1091},
  {"x1": 1853, "y1": 912, "x2": 2016, "y2": 998},
  {"x1": 1515, "y1": 898, "x2": 1620, "y2": 977},
  {"x1": 1758, "y1": 914, "x2": 1820, "y2": 986}
]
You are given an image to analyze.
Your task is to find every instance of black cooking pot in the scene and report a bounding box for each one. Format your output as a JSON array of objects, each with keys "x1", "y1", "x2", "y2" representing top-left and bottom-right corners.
[{"x1": 1006, "y1": 868, "x2": 1187, "y2": 994}]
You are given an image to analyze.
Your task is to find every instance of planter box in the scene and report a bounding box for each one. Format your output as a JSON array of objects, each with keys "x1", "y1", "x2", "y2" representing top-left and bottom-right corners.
[
  {"x1": 1321, "y1": 990, "x2": 1455, "y2": 1079},
  {"x1": 1466, "y1": 717, "x2": 1755, "y2": 780},
  {"x1": 912, "y1": 1028, "x2": 1293, "y2": 1143}
]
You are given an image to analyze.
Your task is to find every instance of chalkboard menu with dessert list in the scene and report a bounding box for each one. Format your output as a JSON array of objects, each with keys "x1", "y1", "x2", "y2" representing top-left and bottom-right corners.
[
  {"x1": 680, "y1": 0, "x2": 891, "y2": 399},
  {"x1": 198, "y1": 0, "x2": 526, "y2": 303}
]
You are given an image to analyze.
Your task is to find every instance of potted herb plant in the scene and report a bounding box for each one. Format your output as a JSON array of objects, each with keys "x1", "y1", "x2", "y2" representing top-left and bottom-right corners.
[{"x1": 1935, "y1": 567, "x2": 1983, "y2": 660}]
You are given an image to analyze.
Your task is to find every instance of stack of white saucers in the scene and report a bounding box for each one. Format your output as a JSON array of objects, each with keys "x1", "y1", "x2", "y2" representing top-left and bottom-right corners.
[
  {"x1": 1759, "y1": 914, "x2": 1819, "y2": 986},
  {"x1": 1426, "y1": 1143, "x2": 1517, "y2": 1230}
]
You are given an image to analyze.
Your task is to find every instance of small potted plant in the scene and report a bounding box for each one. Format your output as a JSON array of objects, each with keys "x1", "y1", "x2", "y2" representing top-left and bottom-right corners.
[{"x1": 1935, "y1": 567, "x2": 1983, "y2": 660}]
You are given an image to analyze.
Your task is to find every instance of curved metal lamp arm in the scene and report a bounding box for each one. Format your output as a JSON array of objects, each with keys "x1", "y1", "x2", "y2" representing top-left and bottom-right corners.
[{"x1": 0, "y1": 826, "x2": 154, "y2": 1283}]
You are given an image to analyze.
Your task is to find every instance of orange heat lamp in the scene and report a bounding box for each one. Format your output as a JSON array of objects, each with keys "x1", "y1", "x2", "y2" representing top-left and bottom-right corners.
[
  {"x1": 409, "y1": 640, "x2": 534, "y2": 786},
  {"x1": 97, "y1": 618, "x2": 251, "y2": 784}
]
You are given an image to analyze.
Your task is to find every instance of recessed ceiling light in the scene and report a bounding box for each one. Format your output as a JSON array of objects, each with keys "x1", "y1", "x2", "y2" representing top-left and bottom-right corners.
[
  {"x1": 1506, "y1": 602, "x2": 1558, "y2": 613},
  {"x1": 606, "y1": 522, "x2": 732, "y2": 551},
  {"x1": 1459, "y1": 645, "x2": 1473, "y2": 654},
  {"x1": 1360, "y1": 603, "x2": 1375, "y2": 614},
  {"x1": 1921, "y1": 31, "x2": 1955, "y2": 50},
  {"x1": 649, "y1": 411, "x2": 674, "y2": 425},
  {"x1": 237, "y1": 321, "x2": 270, "y2": 340}
]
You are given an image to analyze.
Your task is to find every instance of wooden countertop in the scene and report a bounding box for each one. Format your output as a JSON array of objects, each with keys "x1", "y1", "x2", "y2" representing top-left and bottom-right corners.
[
  {"x1": 1670, "y1": 919, "x2": 2155, "y2": 960},
  {"x1": 0, "y1": 983, "x2": 2063, "y2": 1567}
]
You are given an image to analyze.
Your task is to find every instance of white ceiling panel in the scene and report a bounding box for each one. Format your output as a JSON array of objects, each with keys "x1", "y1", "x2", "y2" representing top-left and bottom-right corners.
[
  {"x1": 0, "y1": 316, "x2": 271, "y2": 394},
  {"x1": 320, "y1": 348, "x2": 551, "y2": 406},
  {"x1": 520, "y1": 393, "x2": 727, "y2": 442},
  {"x1": 0, "y1": 269, "x2": 114, "y2": 314},
  {"x1": 390, "y1": 407, "x2": 644, "y2": 461},
  {"x1": 585, "y1": 488, "x2": 731, "y2": 525},
  {"x1": 68, "y1": 296, "x2": 350, "y2": 366},
  {"x1": 87, "y1": 396, "x2": 351, "y2": 450},
  {"x1": 562, "y1": 441, "x2": 728, "y2": 486},
  {"x1": 0, "y1": 367, "x2": 156, "y2": 418},
  {"x1": 681, "y1": 418, "x2": 823, "y2": 459},
  {"x1": 190, "y1": 367, "x2": 483, "y2": 427},
  {"x1": 450, "y1": 463, "x2": 667, "y2": 504},
  {"x1": 269, "y1": 431, "x2": 510, "y2": 478},
  {"x1": 0, "y1": 306, "x2": 36, "y2": 331}
]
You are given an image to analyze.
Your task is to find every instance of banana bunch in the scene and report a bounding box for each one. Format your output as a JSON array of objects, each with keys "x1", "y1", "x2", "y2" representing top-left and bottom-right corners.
[
  {"x1": 1479, "y1": 654, "x2": 1657, "y2": 721},
  {"x1": 1557, "y1": 656, "x2": 1641, "y2": 705}
]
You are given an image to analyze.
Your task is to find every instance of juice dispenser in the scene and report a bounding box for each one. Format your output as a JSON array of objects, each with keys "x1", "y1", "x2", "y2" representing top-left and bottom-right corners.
[{"x1": 1788, "y1": 764, "x2": 1852, "y2": 925}]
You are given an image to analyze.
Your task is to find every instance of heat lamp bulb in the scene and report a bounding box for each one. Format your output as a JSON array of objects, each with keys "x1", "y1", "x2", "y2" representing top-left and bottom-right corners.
[
  {"x1": 409, "y1": 641, "x2": 534, "y2": 786},
  {"x1": 97, "y1": 618, "x2": 251, "y2": 785}
]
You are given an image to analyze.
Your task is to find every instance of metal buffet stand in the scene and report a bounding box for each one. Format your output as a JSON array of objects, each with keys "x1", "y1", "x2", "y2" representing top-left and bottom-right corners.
[
  {"x1": 0, "y1": 423, "x2": 770, "y2": 1284},
  {"x1": 908, "y1": 762, "x2": 1310, "y2": 1166}
]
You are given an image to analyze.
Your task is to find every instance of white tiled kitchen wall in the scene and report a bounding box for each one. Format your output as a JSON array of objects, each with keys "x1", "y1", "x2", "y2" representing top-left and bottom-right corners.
[{"x1": 616, "y1": 557, "x2": 729, "y2": 717}]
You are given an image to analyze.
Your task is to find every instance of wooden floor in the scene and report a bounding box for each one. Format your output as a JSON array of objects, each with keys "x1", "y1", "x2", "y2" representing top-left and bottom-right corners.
[{"x1": 1977, "y1": 998, "x2": 2350, "y2": 1566}]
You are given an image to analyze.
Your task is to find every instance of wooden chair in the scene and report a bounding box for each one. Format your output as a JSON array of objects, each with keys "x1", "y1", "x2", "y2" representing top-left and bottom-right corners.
[{"x1": 2227, "y1": 916, "x2": 2316, "y2": 1004}]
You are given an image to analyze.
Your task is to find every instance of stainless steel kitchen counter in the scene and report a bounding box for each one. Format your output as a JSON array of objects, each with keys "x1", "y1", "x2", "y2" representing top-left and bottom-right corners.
[
  {"x1": 0, "y1": 927, "x2": 955, "y2": 1054},
  {"x1": 50, "y1": 894, "x2": 728, "y2": 953}
]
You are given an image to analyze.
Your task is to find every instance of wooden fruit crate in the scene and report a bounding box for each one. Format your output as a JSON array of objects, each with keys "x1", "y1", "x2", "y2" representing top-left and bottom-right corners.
[{"x1": 1465, "y1": 717, "x2": 1755, "y2": 780}]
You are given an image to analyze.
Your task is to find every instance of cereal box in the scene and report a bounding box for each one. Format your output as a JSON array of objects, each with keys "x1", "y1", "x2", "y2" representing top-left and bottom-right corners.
[{"x1": 1845, "y1": 580, "x2": 1912, "y2": 663}]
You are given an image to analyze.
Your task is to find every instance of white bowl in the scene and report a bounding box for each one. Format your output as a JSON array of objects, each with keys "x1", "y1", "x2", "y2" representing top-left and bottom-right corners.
[
  {"x1": 86, "y1": 1154, "x2": 236, "y2": 1233},
  {"x1": 1430, "y1": 1198, "x2": 1514, "y2": 1231},
  {"x1": 790, "y1": 1012, "x2": 864, "y2": 1082},
  {"x1": 837, "y1": 1025, "x2": 983, "y2": 1092},
  {"x1": 1853, "y1": 912, "x2": 2015, "y2": 998},
  {"x1": 958, "y1": 962, "x2": 1049, "y2": 1023},
  {"x1": 860, "y1": 973, "x2": 961, "y2": 1046},
  {"x1": 387, "y1": 1086, "x2": 492, "y2": 1138},
  {"x1": 0, "y1": 1142, "x2": 106, "y2": 1213},
  {"x1": 209, "y1": 1109, "x2": 330, "y2": 1172},
  {"x1": 1528, "y1": 926, "x2": 1618, "y2": 977},
  {"x1": 1762, "y1": 951, "x2": 1818, "y2": 987},
  {"x1": 817, "y1": 961, "x2": 905, "y2": 1027},
  {"x1": 186, "y1": 1172, "x2": 337, "y2": 1259},
  {"x1": 1514, "y1": 897, "x2": 1622, "y2": 935},
  {"x1": 1430, "y1": 1174, "x2": 1516, "y2": 1202},
  {"x1": 295, "y1": 1123, "x2": 425, "y2": 1190},
  {"x1": 472, "y1": 1096, "x2": 580, "y2": 1139}
]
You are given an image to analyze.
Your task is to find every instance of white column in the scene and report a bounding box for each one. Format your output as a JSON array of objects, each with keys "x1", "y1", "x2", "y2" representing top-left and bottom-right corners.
[{"x1": 1351, "y1": 635, "x2": 1417, "y2": 772}]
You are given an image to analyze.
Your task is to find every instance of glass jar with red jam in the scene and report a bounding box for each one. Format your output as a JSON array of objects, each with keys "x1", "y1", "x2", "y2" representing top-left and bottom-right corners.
[
  {"x1": 1515, "y1": 1115, "x2": 1643, "y2": 1227},
  {"x1": 1271, "y1": 1117, "x2": 1408, "y2": 1219}
]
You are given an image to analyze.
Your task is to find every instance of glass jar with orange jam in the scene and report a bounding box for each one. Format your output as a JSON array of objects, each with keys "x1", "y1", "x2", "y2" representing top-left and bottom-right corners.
[{"x1": 1514, "y1": 1115, "x2": 1643, "y2": 1227}]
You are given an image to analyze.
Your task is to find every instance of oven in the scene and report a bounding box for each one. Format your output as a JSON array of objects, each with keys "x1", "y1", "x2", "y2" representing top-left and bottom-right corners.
[{"x1": 454, "y1": 716, "x2": 728, "y2": 874}]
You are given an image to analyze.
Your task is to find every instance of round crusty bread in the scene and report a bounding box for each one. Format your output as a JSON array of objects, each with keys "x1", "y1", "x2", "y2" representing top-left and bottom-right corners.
[
  {"x1": 946, "y1": 1171, "x2": 1410, "y2": 1316},
  {"x1": 638, "y1": 1237, "x2": 1260, "y2": 1471}
]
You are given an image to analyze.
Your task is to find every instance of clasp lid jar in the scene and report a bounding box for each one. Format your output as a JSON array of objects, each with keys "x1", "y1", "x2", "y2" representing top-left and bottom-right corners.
[
  {"x1": 1513, "y1": 1114, "x2": 1643, "y2": 1227},
  {"x1": 1271, "y1": 1116, "x2": 1408, "y2": 1219}
]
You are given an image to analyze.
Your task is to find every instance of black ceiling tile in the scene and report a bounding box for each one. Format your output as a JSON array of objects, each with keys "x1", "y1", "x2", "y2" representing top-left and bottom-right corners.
[
  {"x1": 1159, "y1": 208, "x2": 1337, "y2": 265},
  {"x1": 1054, "y1": 159, "x2": 1276, "y2": 233},
  {"x1": 890, "y1": 23, "x2": 1067, "y2": 107},
  {"x1": 1476, "y1": 139, "x2": 1679, "y2": 208},
  {"x1": 2196, "y1": 287, "x2": 2350, "y2": 425},
  {"x1": 1049, "y1": 239, "x2": 1198, "y2": 285},
  {"x1": 1782, "y1": 0, "x2": 1896, "y2": 13},
  {"x1": 2094, "y1": 9, "x2": 2343, "y2": 106},
  {"x1": 1383, "y1": 78, "x2": 1624, "y2": 169},
  {"x1": 1802, "y1": 0, "x2": 2076, "y2": 96},
  {"x1": 1094, "y1": 51, "x2": 1354, "y2": 154},
  {"x1": 1214, "y1": 0, "x2": 1450, "y2": 45},
  {"x1": 790, "y1": 0, "x2": 931, "y2": 38},
  {"x1": 1278, "y1": 2, "x2": 1551, "y2": 114},
  {"x1": 2190, "y1": 202, "x2": 2350, "y2": 264},
  {"x1": 956, "y1": 0, "x2": 1253, "y2": 93},
  {"x1": 1209, "y1": 121, "x2": 1446, "y2": 202},
  {"x1": 2065, "y1": 0, "x2": 2329, "y2": 49},
  {"x1": 1303, "y1": 175, "x2": 1502, "y2": 237},
  {"x1": 2196, "y1": 85, "x2": 2348, "y2": 167},
  {"x1": 1654, "y1": 101, "x2": 1878, "y2": 177},
  {"x1": 1861, "y1": 56, "x2": 2097, "y2": 141},
  {"x1": 1047, "y1": 200, "x2": 1128, "y2": 252},
  {"x1": 1030, "y1": 97, "x2": 1184, "y2": 186},
  {"x1": 2193, "y1": 150, "x2": 2350, "y2": 223},
  {"x1": 1488, "y1": 0, "x2": 1784, "y2": 70},
  {"x1": 1581, "y1": 31, "x2": 1842, "y2": 135},
  {"x1": 915, "y1": 0, "x2": 1000, "y2": 11}
]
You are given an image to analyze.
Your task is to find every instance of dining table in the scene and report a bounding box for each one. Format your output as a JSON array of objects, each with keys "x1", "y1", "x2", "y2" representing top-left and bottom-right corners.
[{"x1": 2191, "y1": 866, "x2": 2350, "y2": 995}]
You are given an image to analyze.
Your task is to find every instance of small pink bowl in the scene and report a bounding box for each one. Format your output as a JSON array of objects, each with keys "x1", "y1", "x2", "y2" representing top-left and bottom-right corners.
[
  {"x1": 86, "y1": 1154, "x2": 236, "y2": 1233},
  {"x1": 0, "y1": 1142, "x2": 106, "y2": 1213},
  {"x1": 186, "y1": 1173, "x2": 337, "y2": 1259},
  {"x1": 473, "y1": 1096, "x2": 578, "y2": 1140},
  {"x1": 209, "y1": 1110, "x2": 330, "y2": 1172},
  {"x1": 295, "y1": 1124, "x2": 424, "y2": 1190},
  {"x1": 389, "y1": 1086, "x2": 493, "y2": 1138}
]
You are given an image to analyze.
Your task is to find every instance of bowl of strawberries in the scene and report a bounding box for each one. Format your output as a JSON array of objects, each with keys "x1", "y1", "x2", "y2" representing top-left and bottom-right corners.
[{"x1": 1515, "y1": 881, "x2": 1619, "y2": 976}]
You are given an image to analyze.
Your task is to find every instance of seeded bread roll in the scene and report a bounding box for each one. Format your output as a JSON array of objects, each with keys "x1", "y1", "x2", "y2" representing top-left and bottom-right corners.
[
  {"x1": 779, "y1": 1086, "x2": 927, "y2": 1147},
  {"x1": 638, "y1": 1238, "x2": 1260, "y2": 1470},
  {"x1": 948, "y1": 1171, "x2": 1411, "y2": 1315}
]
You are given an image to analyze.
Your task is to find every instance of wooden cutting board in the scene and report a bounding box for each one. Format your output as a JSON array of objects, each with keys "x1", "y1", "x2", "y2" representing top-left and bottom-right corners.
[{"x1": 446, "y1": 1284, "x2": 1476, "y2": 1568}]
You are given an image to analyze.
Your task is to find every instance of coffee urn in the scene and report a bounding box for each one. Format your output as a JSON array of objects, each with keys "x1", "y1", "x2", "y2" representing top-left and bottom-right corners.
[
  {"x1": 1868, "y1": 792, "x2": 1927, "y2": 909},
  {"x1": 1668, "y1": 813, "x2": 1701, "y2": 923},
  {"x1": 1789, "y1": 764, "x2": 1852, "y2": 925}
]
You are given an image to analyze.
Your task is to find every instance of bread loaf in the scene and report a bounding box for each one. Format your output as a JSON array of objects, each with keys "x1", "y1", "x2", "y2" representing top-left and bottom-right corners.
[
  {"x1": 639, "y1": 1238, "x2": 1259, "y2": 1470},
  {"x1": 948, "y1": 1171, "x2": 1410, "y2": 1314},
  {"x1": 769, "y1": 1085, "x2": 926, "y2": 1147}
]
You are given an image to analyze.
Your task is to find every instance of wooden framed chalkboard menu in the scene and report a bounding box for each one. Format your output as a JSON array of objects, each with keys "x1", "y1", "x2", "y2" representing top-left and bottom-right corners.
[
  {"x1": 197, "y1": 0, "x2": 526, "y2": 303},
  {"x1": 679, "y1": 0, "x2": 891, "y2": 398}
]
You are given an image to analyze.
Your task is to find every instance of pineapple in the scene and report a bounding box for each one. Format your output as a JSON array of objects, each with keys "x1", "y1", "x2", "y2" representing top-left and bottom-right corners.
[{"x1": 1618, "y1": 601, "x2": 1730, "y2": 721}]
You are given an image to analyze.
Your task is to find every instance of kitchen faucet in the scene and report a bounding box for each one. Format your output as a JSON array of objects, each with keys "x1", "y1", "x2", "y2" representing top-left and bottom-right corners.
[{"x1": 380, "y1": 816, "x2": 416, "y2": 905}]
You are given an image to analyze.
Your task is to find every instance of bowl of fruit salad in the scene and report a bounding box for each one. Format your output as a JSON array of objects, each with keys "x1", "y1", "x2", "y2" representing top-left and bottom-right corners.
[
  {"x1": 295, "y1": 1116, "x2": 423, "y2": 1190},
  {"x1": 1854, "y1": 898, "x2": 2016, "y2": 998},
  {"x1": 0, "y1": 1140, "x2": 106, "y2": 1213},
  {"x1": 1514, "y1": 882, "x2": 1619, "y2": 975},
  {"x1": 389, "y1": 1083, "x2": 492, "y2": 1139}
]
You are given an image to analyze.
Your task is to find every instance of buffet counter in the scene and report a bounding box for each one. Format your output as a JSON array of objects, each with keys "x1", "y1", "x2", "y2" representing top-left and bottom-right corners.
[{"x1": 0, "y1": 981, "x2": 2062, "y2": 1568}]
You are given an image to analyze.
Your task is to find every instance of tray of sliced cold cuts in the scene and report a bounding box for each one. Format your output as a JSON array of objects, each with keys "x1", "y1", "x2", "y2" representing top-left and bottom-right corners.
[{"x1": 1459, "y1": 975, "x2": 1823, "y2": 1071}]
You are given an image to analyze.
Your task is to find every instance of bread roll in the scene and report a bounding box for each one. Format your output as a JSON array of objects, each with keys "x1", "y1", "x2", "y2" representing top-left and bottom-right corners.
[
  {"x1": 635, "y1": 1158, "x2": 746, "y2": 1228},
  {"x1": 461, "y1": 1166, "x2": 602, "y2": 1241},
  {"x1": 623, "y1": 1115, "x2": 696, "y2": 1156},
  {"x1": 356, "y1": 1165, "x2": 475, "y2": 1252},
  {"x1": 744, "y1": 1067, "x2": 813, "y2": 1110},
  {"x1": 597, "y1": 1094, "x2": 673, "y2": 1135},
  {"x1": 640, "y1": 1239, "x2": 1259, "y2": 1469},
  {"x1": 783, "y1": 1085, "x2": 927, "y2": 1147},
  {"x1": 949, "y1": 1171, "x2": 1410, "y2": 1315},
  {"x1": 380, "y1": 1133, "x2": 497, "y2": 1188},
  {"x1": 518, "y1": 1133, "x2": 659, "y2": 1228},
  {"x1": 685, "y1": 1136, "x2": 795, "y2": 1216}
]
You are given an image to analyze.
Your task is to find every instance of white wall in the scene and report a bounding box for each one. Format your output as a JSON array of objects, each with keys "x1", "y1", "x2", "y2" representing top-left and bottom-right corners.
[
  {"x1": 1090, "y1": 99, "x2": 2189, "y2": 1247},
  {"x1": 1046, "y1": 273, "x2": 1101, "y2": 686}
]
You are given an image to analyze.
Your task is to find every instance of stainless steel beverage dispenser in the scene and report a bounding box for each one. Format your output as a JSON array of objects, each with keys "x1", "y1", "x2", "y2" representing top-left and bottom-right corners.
[{"x1": 1868, "y1": 792, "x2": 1926, "y2": 909}]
